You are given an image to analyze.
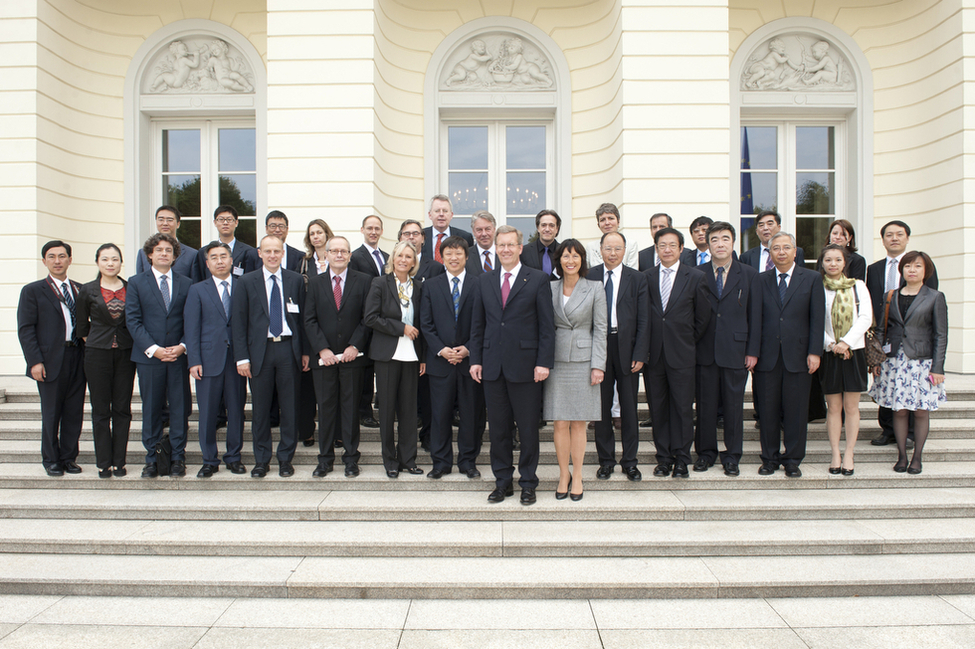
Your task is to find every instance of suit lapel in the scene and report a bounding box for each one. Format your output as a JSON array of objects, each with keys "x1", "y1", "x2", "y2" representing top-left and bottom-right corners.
[
  {"x1": 781, "y1": 268, "x2": 804, "y2": 307},
  {"x1": 487, "y1": 269, "x2": 503, "y2": 306},
  {"x1": 504, "y1": 267, "x2": 530, "y2": 306},
  {"x1": 720, "y1": 264, "x2": 741, "y2": 301},
  {"x1": 204, "y1": 279, "x2": 227, "y2": 321},
  {"x1": 903, "y1": 286, "x2": 928, "y2": 323},
  {"x1": 647, "y1": 266, "x2": 662, "y2": 311},
  {"x1": 563, "y1": 279, "x2": 588, "y2": 318}
]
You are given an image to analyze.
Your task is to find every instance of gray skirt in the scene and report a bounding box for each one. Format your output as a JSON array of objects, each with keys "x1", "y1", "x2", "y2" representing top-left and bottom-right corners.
[{"x1": 542, "y1": 360, "x2": 602, "y2": 421}]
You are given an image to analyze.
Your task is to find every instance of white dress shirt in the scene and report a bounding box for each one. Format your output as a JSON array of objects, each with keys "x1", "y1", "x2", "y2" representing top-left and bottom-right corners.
[{"x1": 602, "y1": 266, "x2": 621, "y2": 330}]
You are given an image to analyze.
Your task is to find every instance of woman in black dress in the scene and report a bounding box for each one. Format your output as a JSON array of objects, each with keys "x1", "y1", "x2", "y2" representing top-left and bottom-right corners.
[{"x1": 821, "y1": 219, "x2": 866, "y2": 281}]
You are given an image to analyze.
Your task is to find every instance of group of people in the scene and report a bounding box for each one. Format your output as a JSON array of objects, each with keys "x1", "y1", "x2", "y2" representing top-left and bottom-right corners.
[{"x1": 17, "y1": 195, "x2": 948, "y2": 505}]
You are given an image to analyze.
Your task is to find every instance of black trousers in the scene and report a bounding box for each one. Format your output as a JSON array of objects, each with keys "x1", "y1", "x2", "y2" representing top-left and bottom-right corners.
[
  {"x1": 248, "y1": 340, "x2": 298, "y2": 466},
  {"x1": 428, "y1": 365, "x2": 486, "y2": 472},
  {"x1": 195, "y1": 352, "x2": 245, "y2": 466},
  {"x1": 297, "y1": 370, "x2": 317, "y2": 441},
  {"x1": 753, "y1": 351, "x2": 811, "y2": 467},
  {"x1": 595, "y1": 334, "x2": 640, "y2": 469},
  {"x1": 696, "y1": 362, "x2": 747, "y2": 465},
  {"x1": 648, "y1": 362, "x2": 695, "y2": 466},
  {"x1": 375, "y1": 360, "x2": 420, "y2": 471},
  {"x1": 417, "y1": 374, "x2": 432, "y2": 442},
  {"x1": 312, "y1": 362, "x2": 364, "y2": 466},
  {"x1": 37, "y1": 345, "x2": 86, "y2": 470},
  {"x1": 137, "y1": 356, "x2": 189, "y2": 464},
  {"x1": 84, "y1": 347, "x2": 135, "y2": 469},
  {"x1": 483, "y1": 377, "x2": 541, "y2": 490},
  {"x1": 360, "y1": 363, "x2": 376, "y2": 418}
]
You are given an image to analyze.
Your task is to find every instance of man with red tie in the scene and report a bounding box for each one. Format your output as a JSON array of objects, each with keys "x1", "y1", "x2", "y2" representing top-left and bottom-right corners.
[{"x1": 421, "y1": 194, "x2": 474, "y2": 263}]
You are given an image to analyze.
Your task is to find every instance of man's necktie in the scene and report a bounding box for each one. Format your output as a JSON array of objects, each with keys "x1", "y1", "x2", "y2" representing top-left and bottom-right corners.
[
  {"x1": 61, "y1": 282, "x2": 76, "y2": 334},
  {"x1": 764, "y1": 249, "x2": 774, "y2": 271},
  {"x1": 716, "y1": 267, "x2": 724, "y2": 299},
  {"x1": 373, "y1": 250, "x2": 384, "y2": 274},
  {"x1": 483, "y1": 251, "x2": 492, "y2": 272},
  {"x1": 160, "y1": 274, "x2": 171, "y2": 312},
  {"x1": 269, "y1": 275, "x2": 283, "y2": 337},
  {"x1": 660, "y1": 267, "x2": 673, "y2": 311},
  {"x1": 886, "y1": 258, "x2": 898, "y2": 292},
  {"x1": 435, "y1": 233, "x2": 445, "y2": 264},
  {"x1": 220, "y1": 280, "x2": 232, "y2": 319},
  {"x1": 605, "y1": 270, "x2": 614, "y2": 325},
  {"x1": 332, "y1": 275, "x2": 342, "y2": 310},
  {"x1": 501, "y1": 272, "x2": 512, "y2": 308},
  {"x1": 699, "y1": 251, "x2": 707, "y2": 266},
  {"x1": 451, "y1": 277, "x2": 460, "y2": 321},
  {"x1": 542, "y1": 246, "x2": 552, "y2": 276},
  {"x1": 778, "y1": 272, "x2": 788, "y2": 303}
]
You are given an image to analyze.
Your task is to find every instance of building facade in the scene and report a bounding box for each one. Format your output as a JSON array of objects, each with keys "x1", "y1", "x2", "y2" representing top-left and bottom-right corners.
[{"x1": 2, "y1": 0, "x2": 972, "y2": 373}]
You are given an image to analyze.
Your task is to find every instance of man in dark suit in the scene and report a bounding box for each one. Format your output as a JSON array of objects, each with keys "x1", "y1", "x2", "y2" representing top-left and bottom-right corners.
[
  {"x1": 466, "y1": 210, "x2": 499, "y2": 276},
  {"x1": 184, "y1": 242, "x2": 246, "y2": 478},
  {"x1": 637, "y1": 212, "x2": 673, "y2": 272},
  {"x1": 126, "y1": 233, "x2": 193, "y2": 478},
  {"x1": 232, "y1": 235, "x2": 308, "y2": 478},
  {"x1": 265, "y1": 210, "x2": 304, "y2": 272},
  {"x1": 420, "y1": 236, "x2": 486, "y2": 479},
  {"x1": 348, "y1": 214, "x2": 387, "y2": 429},
  {"x1": 645, "y1": 228, "x2": 711, "y2": 478},
  {"x1": 866, "y1": 220, "x2": 939, "y2": 446},
  {"x1": 520, "y1": 209, "x2": 561, "y2": 278},
  {"x1": 695, "y1": 222, "x2": 758, "y2": 476},
  {"x1": 135, "y1": 205, "x2": 199, "y2": 281},
  {"x1": 470, "y1": 225, "x2": 555, "y2": 505},
  {"x1": 17, "y1": 240, "x2": 86, "y2": 477},
  {"x1": 303, "y1": 236, "x2": 373, "y2": 478},
  {"x1": 196, "y1": 205, "x2": 261, "y2": 281},
  {"x1": 681, "y1": 216, "x2": 714, "y2": 267},
  {"x1": 588, "y1": 232, "x2": 650, "y2": 481},
  {"x1": 748, "y1": 231, "x2": 825, "y2": 478},
  {"x1": 422, "y1": 194, "x2": 474, "y2": 262},
  {"x1": 739, "y1": 210, "x2": 805, "y2": 271}
]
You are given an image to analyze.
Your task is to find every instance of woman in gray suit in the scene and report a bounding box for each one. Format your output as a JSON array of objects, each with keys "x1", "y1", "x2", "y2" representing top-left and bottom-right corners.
[
  {"x1": 543, "y1": 239, "x2": 607, "y2": 500},
  {"x1": 869, "y1": 251, "x2": 947, "y2": 474}
]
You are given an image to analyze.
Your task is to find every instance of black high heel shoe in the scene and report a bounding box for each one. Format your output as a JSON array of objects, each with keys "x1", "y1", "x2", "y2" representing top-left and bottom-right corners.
[
  {"x1": 556, "y1": 475, "x2": 571, "y2": 500},
  {"x1": 841, "y1": 467, "x2": 854, "y2": 476},
  {"x1": 828, "y1": 466, "x2": 841, "y2": 475}
]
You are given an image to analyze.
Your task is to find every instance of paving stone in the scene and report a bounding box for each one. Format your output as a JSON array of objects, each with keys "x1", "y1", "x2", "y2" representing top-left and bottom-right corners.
[
  {"x1": 404, "y1": 599, "x2": 596, "y2": 629},
  {"x1": 598, "y1": 628, "x2": 810, "y2": 649},
  {"x1": 398, "y1": 629, "x2": 603, "y2": 649},
  {"x1": 214, "y1": 598, "x2": 410, "y2": 629},
  {"x1": 766, "y1": 595, "x2": 975, "y2": 628},
  {"x1": 29, "y1": 596, "x2": 234, "y2": 627},
  {"x1": 588, "y1": 598, "x2": 787, "y2": 629},
  {"x1": 194, "y1": 627, "x2": 402, "y2": 649},
  {"x1": 792, "y1": 624, "x2": 975, "y2": 649},
  {"x1": 0, "y1": 595, "x2": 61, "y2": 624},
  {"x1": 0, "y1": 624, "x2": 207, "y2": 649}
]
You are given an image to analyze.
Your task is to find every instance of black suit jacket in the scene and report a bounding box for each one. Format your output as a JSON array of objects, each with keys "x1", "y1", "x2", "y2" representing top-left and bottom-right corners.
[
  {"x1": 284, "y1": 244, "x2": 304, "y2": 273},
  {"x1": 469, "y1": 266, "x2": 555, "y2": 382},
  {"x1": 588, "y1": 265, "x2": 650, "y2": 371},
  {"x1": 415, "y1": 256, "x2": 445, "y2": 284},
  {"x1": 645, "y1": 263, "x2": 710, "y2": 369},
  {"x1": 466, "y1": 245, "x2": 499, "y2": 276},
  {"x1": 750, "y1": 266, "x2": 826, "y2": 373},
  {"x1": 349, "y1": 244, "x2": 389, "y2": 279},
  {"x1": 125, "y1": 270, "x2": 192, "y2": 365},
  {"x1": 740, "y1": 245, "x2": 805, "y2": 271},
  {"x1": 76, "y1": 278, "x2": 133, "y2": 351},
  {"x1": 520, "y1": 238, "x2": 560, "y2": 279},
  {"x1": 422, "y1": 226, "x2": 474, "y2": 259},
  {"x1": 419, "y1": 271, "x2": 478, "y2": 377},
  {"x1": 303, "y1": 269, "x2": 372, "y2": 367},
  {"x1": 363, "y1": 274, "x2": 425, "y2": 362},
  {"x1": 17, "y1": 277, "x2": 84, "y2": 380},
  {"x1": 638, "y1": 246, "x2": 658, "y2": 272},
  {"x1": 696, "y1": 260, "x2": 759, "y2": 368},
  {"x1": 866, "y1": 256, "x2": 939, "y2": 326},
  {"x1": 231, "y1": 269, "x2": 306, "y2": 375},
  {"x1": 136, "y1": 244, "x2": 199, "y2": 282},
  {"x1": 184, "y1": 278, "x2": 236, "y2": 375},
  {"x1": 197, "y1": 240, "x2": 261, "y2": 281}
]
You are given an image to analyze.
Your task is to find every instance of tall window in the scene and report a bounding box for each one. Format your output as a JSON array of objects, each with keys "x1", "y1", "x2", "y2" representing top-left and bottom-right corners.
[
  {"x1": 442, "y1": 121, "x2": 552, "y2": 238},
  {"x1": 155, "y1": 120, "x2": 257, "y2": 249},
  {"x1": 740, "y1": 121, "x2": 842, "y2": 265}
]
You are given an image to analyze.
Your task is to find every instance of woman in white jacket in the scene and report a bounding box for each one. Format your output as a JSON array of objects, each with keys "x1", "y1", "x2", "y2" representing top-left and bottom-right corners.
[{"x1": 818, "y1": 243, "x2": 873, "y2": 476}]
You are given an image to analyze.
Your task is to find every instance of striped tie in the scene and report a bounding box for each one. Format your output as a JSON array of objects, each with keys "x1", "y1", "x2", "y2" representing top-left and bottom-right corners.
[
  {"x1": 483, "y1": 251, "x2": 492, "y2": 272},
  {"x1": 660, "y1": 267, "x2": 673, "y2": 311},
  {"x1": 60, "y1": 282, "x2": 76, "y2": 331},
  {"x1": 160, "y1": 274, "x2": 171, "y2": 312},
  {"x1": 451, "y1": 277, "x2": 460, "y2": 321}
]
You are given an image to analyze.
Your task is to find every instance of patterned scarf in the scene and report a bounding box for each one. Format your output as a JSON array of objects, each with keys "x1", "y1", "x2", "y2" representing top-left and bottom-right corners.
[{"x1": 824, "y1": 275, "x2": 857, "y2": 340}]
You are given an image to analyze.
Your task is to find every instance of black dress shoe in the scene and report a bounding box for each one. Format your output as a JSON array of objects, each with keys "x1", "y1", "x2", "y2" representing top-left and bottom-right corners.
[
  {"x1": 758, "y1": 462, "x2": 778, "y2": 476},
  {"x1": 63, "y1": 461, "x2": 82, "y2": 474},
  {"x1": 226, "y1": 461, "x2": 246, "y2": 475},
  {"x1": 197, "y1": 465, "x2": 215, "y2": 479},
  {"x1": 596, "y1": 465, "x2": 614, "y2": 480},
  {"x1": 360, "y1": 416, "x2": 380, "y2": 428},
  {"x1": 465, "y1": 467, "x2": 481, "y2": 479},
  {"x1": 427, "y1": 468, "x2": 447, "y2": 479},
  {"x1": 334, "y1": 438, "x2": 344, "y2": 448},
  {"x1": 98, "y1": 468, "x2": 112, "y2": 479},
  {"x1": 624, "y1": 466, "x2": 642, "y2": 481},
  {"x1": 312, "y1": 463, "x2": 332, "y2": 478},
  {"x1": 141, "y1": 463, "x2": 158, "y2": 478},
  {"x1": 829, "y1": 466, "x2": 842, "y2": 475},
  {"x1": 871, "y1": 432, "x2": 895, "y2": 446},
  {"x1": 723, "y1": 463, "x2": 740, "y2": 477},
  {"x1": 520, "y1": 488, "x2": 537, "y2": 505},
  {"x1": 784, "y1": 465, "x2": 802, "y2": 478},
  {"x1": 171, "y1": 461, "x2": 186, "y2": 477},
  {"x1": 113, "y1": 467, "x2": 127, "y2": 477},
  {"x1": 345, "y1": 463, "x2": 360, "y2": 477},
  {"x1": 672, "y1": 462, "x2": 689, "y2": 478},
  {"x1": 45, "y1": 464, "x2": 64, "y2": 477},
  {"x1": 841, "y1": 467, "x2": 854, "y2": 476},
  {"x1": 302, "y1": 438, "x2": 316, "y2": 447},
  {"x1": 693, "y1": 458, "x2": 714, "y2": 472},
  {"x1": 640, "y1": 417, "x2": 653, "y2": 428},
  {"x1": 653, "y1": 464, "x2": 672, "y2": 478},
  {"x1": 402, "y1": 466, "x2": 424, "y2": 475},
  {"x1": 251, "y1": 463, "x2": 269, "y2": 478},
  {"x1": 569, "y1": 490, "x2": 583, "y2": 502},
  {"x1": 279, "y1": 462, "x2": 295, "y2": 477},
  {"x1": 488, "y1": 484, "x2": 514, "y2": 503},
  {"x1": 386, "y1": 469, "x2": 399, "y2": 478}
]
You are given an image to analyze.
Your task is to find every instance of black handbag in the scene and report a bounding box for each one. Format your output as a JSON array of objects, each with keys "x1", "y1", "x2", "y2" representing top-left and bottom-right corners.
[{"x1": 155, "y1": 435, "x2": 172, "y2": 476}]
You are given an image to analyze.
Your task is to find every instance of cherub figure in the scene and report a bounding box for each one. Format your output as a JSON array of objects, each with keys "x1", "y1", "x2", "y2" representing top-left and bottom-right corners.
[
  {"x1": 206, "y1": 39, "x2": 254, "y2": 93},
  {"x1": 150, "y1": 40, "x2": 203, "y2": 92},
  {"x1": 745, "y1": 38, "x2": 799, "y2": 89},
  {"x1": 445, "y1": 39, "x2": 493, "y2": 86},
  {"x1": 490, "y1": 38, "x2": 552, "y2": 87},
  {"x1": 801, "y1": 41, "x2": 838, "y2": 85}
]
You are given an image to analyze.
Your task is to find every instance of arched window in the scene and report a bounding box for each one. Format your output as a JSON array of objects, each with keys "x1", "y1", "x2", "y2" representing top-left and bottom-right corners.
[
  {"x1": 730, "y1": 18, "x2": 873, "y2": 265},
  {"x1": 124, "y1": 20, "x2": 266, "y2": 257},
  {"x1": 424, "y1": 18, "x2": 571, "y2": 237}
]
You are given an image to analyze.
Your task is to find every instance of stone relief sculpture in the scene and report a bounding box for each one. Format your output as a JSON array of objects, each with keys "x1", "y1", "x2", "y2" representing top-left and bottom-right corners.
[
  {"x1": 441, "y1": 34, "x2": 554, "y2": 90},
  {"x1": 741, "y1": 35, "x2": 854, "y2": 91},
  {"x1": 148, "y1": 38, "x2": 254, "y2": 94}
]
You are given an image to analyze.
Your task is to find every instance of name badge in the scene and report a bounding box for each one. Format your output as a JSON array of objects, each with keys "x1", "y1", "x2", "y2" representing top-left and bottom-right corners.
[
  {"x1": 233, "y1": 266, "x2": 244, "y2": 276},
  {"x1": 882, "y1": 343, "x2": 891, "y2": 354},
  {"x1": 287, "y1": 302, "x2": 300, "y2": 314}
]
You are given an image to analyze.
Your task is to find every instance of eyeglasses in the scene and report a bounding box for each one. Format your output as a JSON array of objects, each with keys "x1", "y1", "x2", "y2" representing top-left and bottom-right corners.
[
  {"x1": 401, "y1": 231, "x2": 422, "y2": 238},
  {"x1": 656, "y1": 243, "x2": 681, "y2": 251},
  {"x1": 327, "y1": 249, "x2": 350, "y2": 256},
  {"x1": 601, "y1": 246, "x2": 624, "y2": 254},
  {"x1": 155, "y1": 217, "x2": 177, "y2": 224},
  {"x1": 215, "y1": 217, "x2": 236, "y2": 224},
  {"x1": 266, "y1": 223, "x2": 287, "y2": 232}
]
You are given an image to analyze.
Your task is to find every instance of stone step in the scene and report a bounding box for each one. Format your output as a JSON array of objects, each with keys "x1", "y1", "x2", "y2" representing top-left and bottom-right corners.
[
  {"x1": 1, "y1": 487, "x2": 973, "y2": 521},
  {"x1": 1, "y1": 552, "x2": 973, "y2": 598},
  {"x1": 0, "y1": 438, "x2": 971, "y2": 465},
  {"x1": 0, "y1": 516, "x2": 972, "y2": 558},
  {"x1": 1, "y1": 461, "x2": 973, "y2": 490}
]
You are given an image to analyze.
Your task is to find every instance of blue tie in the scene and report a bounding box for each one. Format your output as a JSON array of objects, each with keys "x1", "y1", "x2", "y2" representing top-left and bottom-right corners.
[
  {"x1": 160, "y1": 274, "x2": 170, "y2": 312},
  {"x1": 373, "y1": 250, "x2": 384, "y2": 274},
  {"x1": 220, "y1": 280, "x2": 232, "y2": 319},
  {"x1": 778, "y1": 272, "x2": 788, "y2": 303},
  {"x1": 269, "y1": 275, "x2": 283, "y2": 337},
  {"x1": 699, "y1": 251, "x2": 706, "y2": 265},
  {"x1": 605, "y1": 270, "x2": 614, "y2": 325},
  {"x1": 451, "y1": 277, "x2": 460, "y2": 321},
  {"x1": 716, "y1": 267, "x2": 724, "y2": 299},
  {"x1": 542, "y1": 246, "x2": 552, "y2": 276}
]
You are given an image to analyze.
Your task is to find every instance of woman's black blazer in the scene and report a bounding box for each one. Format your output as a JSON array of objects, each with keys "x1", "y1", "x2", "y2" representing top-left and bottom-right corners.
[
  {"x1": 76, "y1": 278, "x2": 133, "y2": 350},
  {"x1": 363, "y1": 274, "x2": 425, "y2": 362}
]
